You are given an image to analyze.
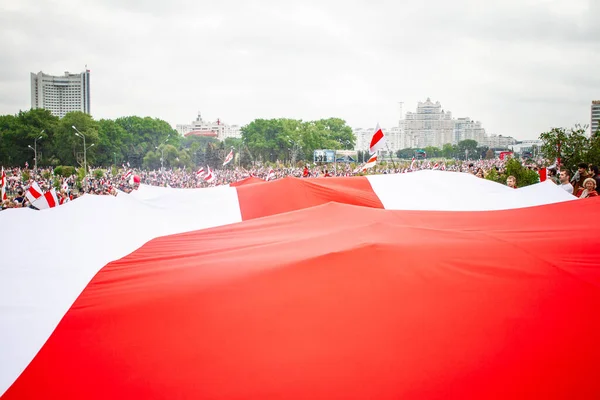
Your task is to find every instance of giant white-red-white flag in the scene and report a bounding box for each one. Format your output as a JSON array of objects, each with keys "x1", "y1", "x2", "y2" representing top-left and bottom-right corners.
[
  {"x1": 0, "y1": 184, "x2": 597, "y2": 399},
  {"x1": 369, "y1": 123, "x2": 386, "y2": 154},
  {"x1": 223, "y1": 150, "x2": 234, "y2": 166},
  {"x1": 1, "y1": 167, "x2": 7, "y2": 201}
]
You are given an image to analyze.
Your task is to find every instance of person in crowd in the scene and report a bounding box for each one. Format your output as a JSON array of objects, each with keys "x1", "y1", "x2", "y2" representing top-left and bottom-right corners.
[
  {"x1": 591, "y1": 165, "x2": 600, "y2": 191},
  {"x1": 559, "y1": 170, "x2": 574, "y2": 194},
  {"x1": 547, "y1": 168, "x2": 559, "y2": 184},
  {"x1": 571, "y1": 163, "x2": 590, "y2": 194},
  {"x1": 475, "y1": 168, "x2": 484, "y2": 178},
  {"x1": 575, "y1": 177, "x2": 598, "y2": 198},
  {"x1": 13, "y1": 189, "x2": 25, "y2": 207},
  {"x1": 506, "y1": 175, "x2": 517, "y2": 189},
  {"x1": 302, "y1": 165, "x2": 310, "y2": 178}
]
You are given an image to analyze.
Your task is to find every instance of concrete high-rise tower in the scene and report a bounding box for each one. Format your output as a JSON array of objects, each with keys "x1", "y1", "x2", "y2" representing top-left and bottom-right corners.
[{"x1": 30, "y1": 69, "x2": 91, "y2": 118}]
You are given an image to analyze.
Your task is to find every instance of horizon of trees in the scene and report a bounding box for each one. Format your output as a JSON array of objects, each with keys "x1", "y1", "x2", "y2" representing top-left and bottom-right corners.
[
  {"x1": 0, "y1": 110, "x2": 355, "y2": 169},
  {"x1": 2, "y1": 109, "x2": 598, "y2": 171}
]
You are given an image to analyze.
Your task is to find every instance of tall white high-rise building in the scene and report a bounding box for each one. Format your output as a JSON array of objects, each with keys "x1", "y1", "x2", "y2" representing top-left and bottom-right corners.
[
  {"x1": 176, "y1": 112, "x2": 241, "y2": 141},
  {"x1": 30, "y1": 70, "x2": 91, "y2": 118},
  {"x1": 592, "y1": 100, "x2": 600, "y2": 135}
]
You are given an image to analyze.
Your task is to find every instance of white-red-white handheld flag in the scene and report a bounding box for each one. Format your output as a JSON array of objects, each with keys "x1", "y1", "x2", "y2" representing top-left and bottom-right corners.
[
  {"x1": 369, "y1": 124, "x2": 386, "y2": 154},
  {"x1": 25, "y1": 182, "x2": 44, "y2": 205},
  {"x1": 362, "y1": 154, "x2": 378, "y2": 171},
  {"x1": 204, "y1": 166, "x2": 215, "y2": 183},
  {"x1": 223, "y1": 150, "x2": 234, "y2": 166}
]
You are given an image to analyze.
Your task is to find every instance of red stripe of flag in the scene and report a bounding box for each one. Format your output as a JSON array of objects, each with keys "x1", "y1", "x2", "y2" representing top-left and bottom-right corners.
[
  {"x1": 29, "y1": 186, "x2": 42, "y2": 199},
  {"x1": 44, "y1": 191, "x2": 56, "y2": 208}
]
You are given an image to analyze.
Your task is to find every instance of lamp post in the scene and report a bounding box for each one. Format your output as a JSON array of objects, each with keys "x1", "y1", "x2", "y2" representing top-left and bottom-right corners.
[
  {"x1": 29, "y1": 130, "x2": 44, "y2": 172},
  {"x1": 72, "y1": 126, "x2": 87, "y2": 175},
  {"x1": 155, "y1": 135, "x2": 170, "y2": 172}
]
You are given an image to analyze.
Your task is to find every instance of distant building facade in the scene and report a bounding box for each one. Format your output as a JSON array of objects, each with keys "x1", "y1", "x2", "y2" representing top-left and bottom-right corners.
[
  {"x1": 31, "y1": 70, "x2": 91, "y2": 118},
  {"x1": 592, "y1": 100, "x2": 600, "y2": 135},
  {"x1": 404, "y1": 98, "x2": 455, "y2": 148},
  {"x1": 176, "y1": 112, "x2": 241, "y2": 141},
  {"x1": 510, "y1": 139, "x2": 543, "y2": 155},
  {"x1": 480, "y1": 134, "x2": 517, "y2": 149},
  {"x1": 353, "y1": 98, "x2": 492, "y2": 152},
  {"x1": 453, "y1": 117, "x2": 486, "y2": 144}
]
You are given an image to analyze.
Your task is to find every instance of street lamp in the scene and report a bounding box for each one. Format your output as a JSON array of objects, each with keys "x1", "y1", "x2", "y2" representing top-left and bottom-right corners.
[
  {"x1": 72, "y1": 126, "x2": 87, "y2": 175},
  {"x1": 155, "y1": 135, "x2": 170, "y2": 172},
  {"x1": 30, "y1": 130, "x2": 44, "y2": 172}
]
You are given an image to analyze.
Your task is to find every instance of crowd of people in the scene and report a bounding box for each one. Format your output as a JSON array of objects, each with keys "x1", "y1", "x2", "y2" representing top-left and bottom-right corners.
[{"x1": 2, "y1": 157, "x2": 599, "y2": 211}]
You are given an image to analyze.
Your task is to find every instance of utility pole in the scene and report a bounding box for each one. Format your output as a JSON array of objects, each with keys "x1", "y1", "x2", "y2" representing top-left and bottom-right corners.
[{"x1": 34, "y1": 130, "x2": 43, "y2": 172}]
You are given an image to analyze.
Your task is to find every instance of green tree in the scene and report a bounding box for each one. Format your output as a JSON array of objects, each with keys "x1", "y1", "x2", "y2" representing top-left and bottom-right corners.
[
  {"x1": 539, "y1": 125, "x2": 588, "y2": 172},
  {"x1": 476, "y1": 145, "x2": 489, "y2": 159},
  {"x1": 181, "y1": 135, "x2": 220, "y2": 166},
  {"x1": 96, "y1": 119, "x2": 128, "y2": 166},
  {"x1": 395, "y1": 148, "x2": 414, "y2": 159},
  {"x1": 54, "y1": 112, "x2": 99, "y2": 167},
  {"x1": 442, "y1": 143, "x2": 457, "y2": 159},
  {"x1": 314, "y1": 118, "x2": 355, "y2": 150},
  {"x1": 0, "y1": 109, "x2": 59, "y2": 167},
  {"x1": 142, "y1": 150, "x2": 161, "y2": 170},
  {"x1": 241, "y1": 118, "x2": 354, "y2": 164},
  {"x1": 205, "y1": 142, "x2": 220, "y2": 168},
  {"x1": 424, "y1": 146, "x2": 441, "y2": 158},
  {"x1": 114, "y1": 116, "x2": 177, "y2": 167},
  {"x1": 586, "y1": 131, "x2": 600, "y2": 167},
  {"x1": 504, "y1": 158, "x2": 540, "y2": 187},
  {"x1": 486, "y1": 158, "x2": 539, "y2": 187},
  {"x1": 457, "y1": 140, "x2": 478, "y2": 159}
]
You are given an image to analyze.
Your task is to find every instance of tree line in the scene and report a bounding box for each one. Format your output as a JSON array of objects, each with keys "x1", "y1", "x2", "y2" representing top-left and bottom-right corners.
[
  {"x1": 2, "y1": 108, "x2": 597, "y2": 172},
  {"x1": 393, "y1": 139, "x2": 491, "y2": 161},
  {"x1": 0, "y1": 110, "x2": 356, "y2": 170},
  {"x1": 538, "y1": 124, "x2": 600, "y2": 171}
]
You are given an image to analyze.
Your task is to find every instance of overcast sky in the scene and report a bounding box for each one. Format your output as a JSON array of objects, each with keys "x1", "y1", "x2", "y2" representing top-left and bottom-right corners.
[{"x1": 0, "y1": 0, "x2": 598, "y2": 139}]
